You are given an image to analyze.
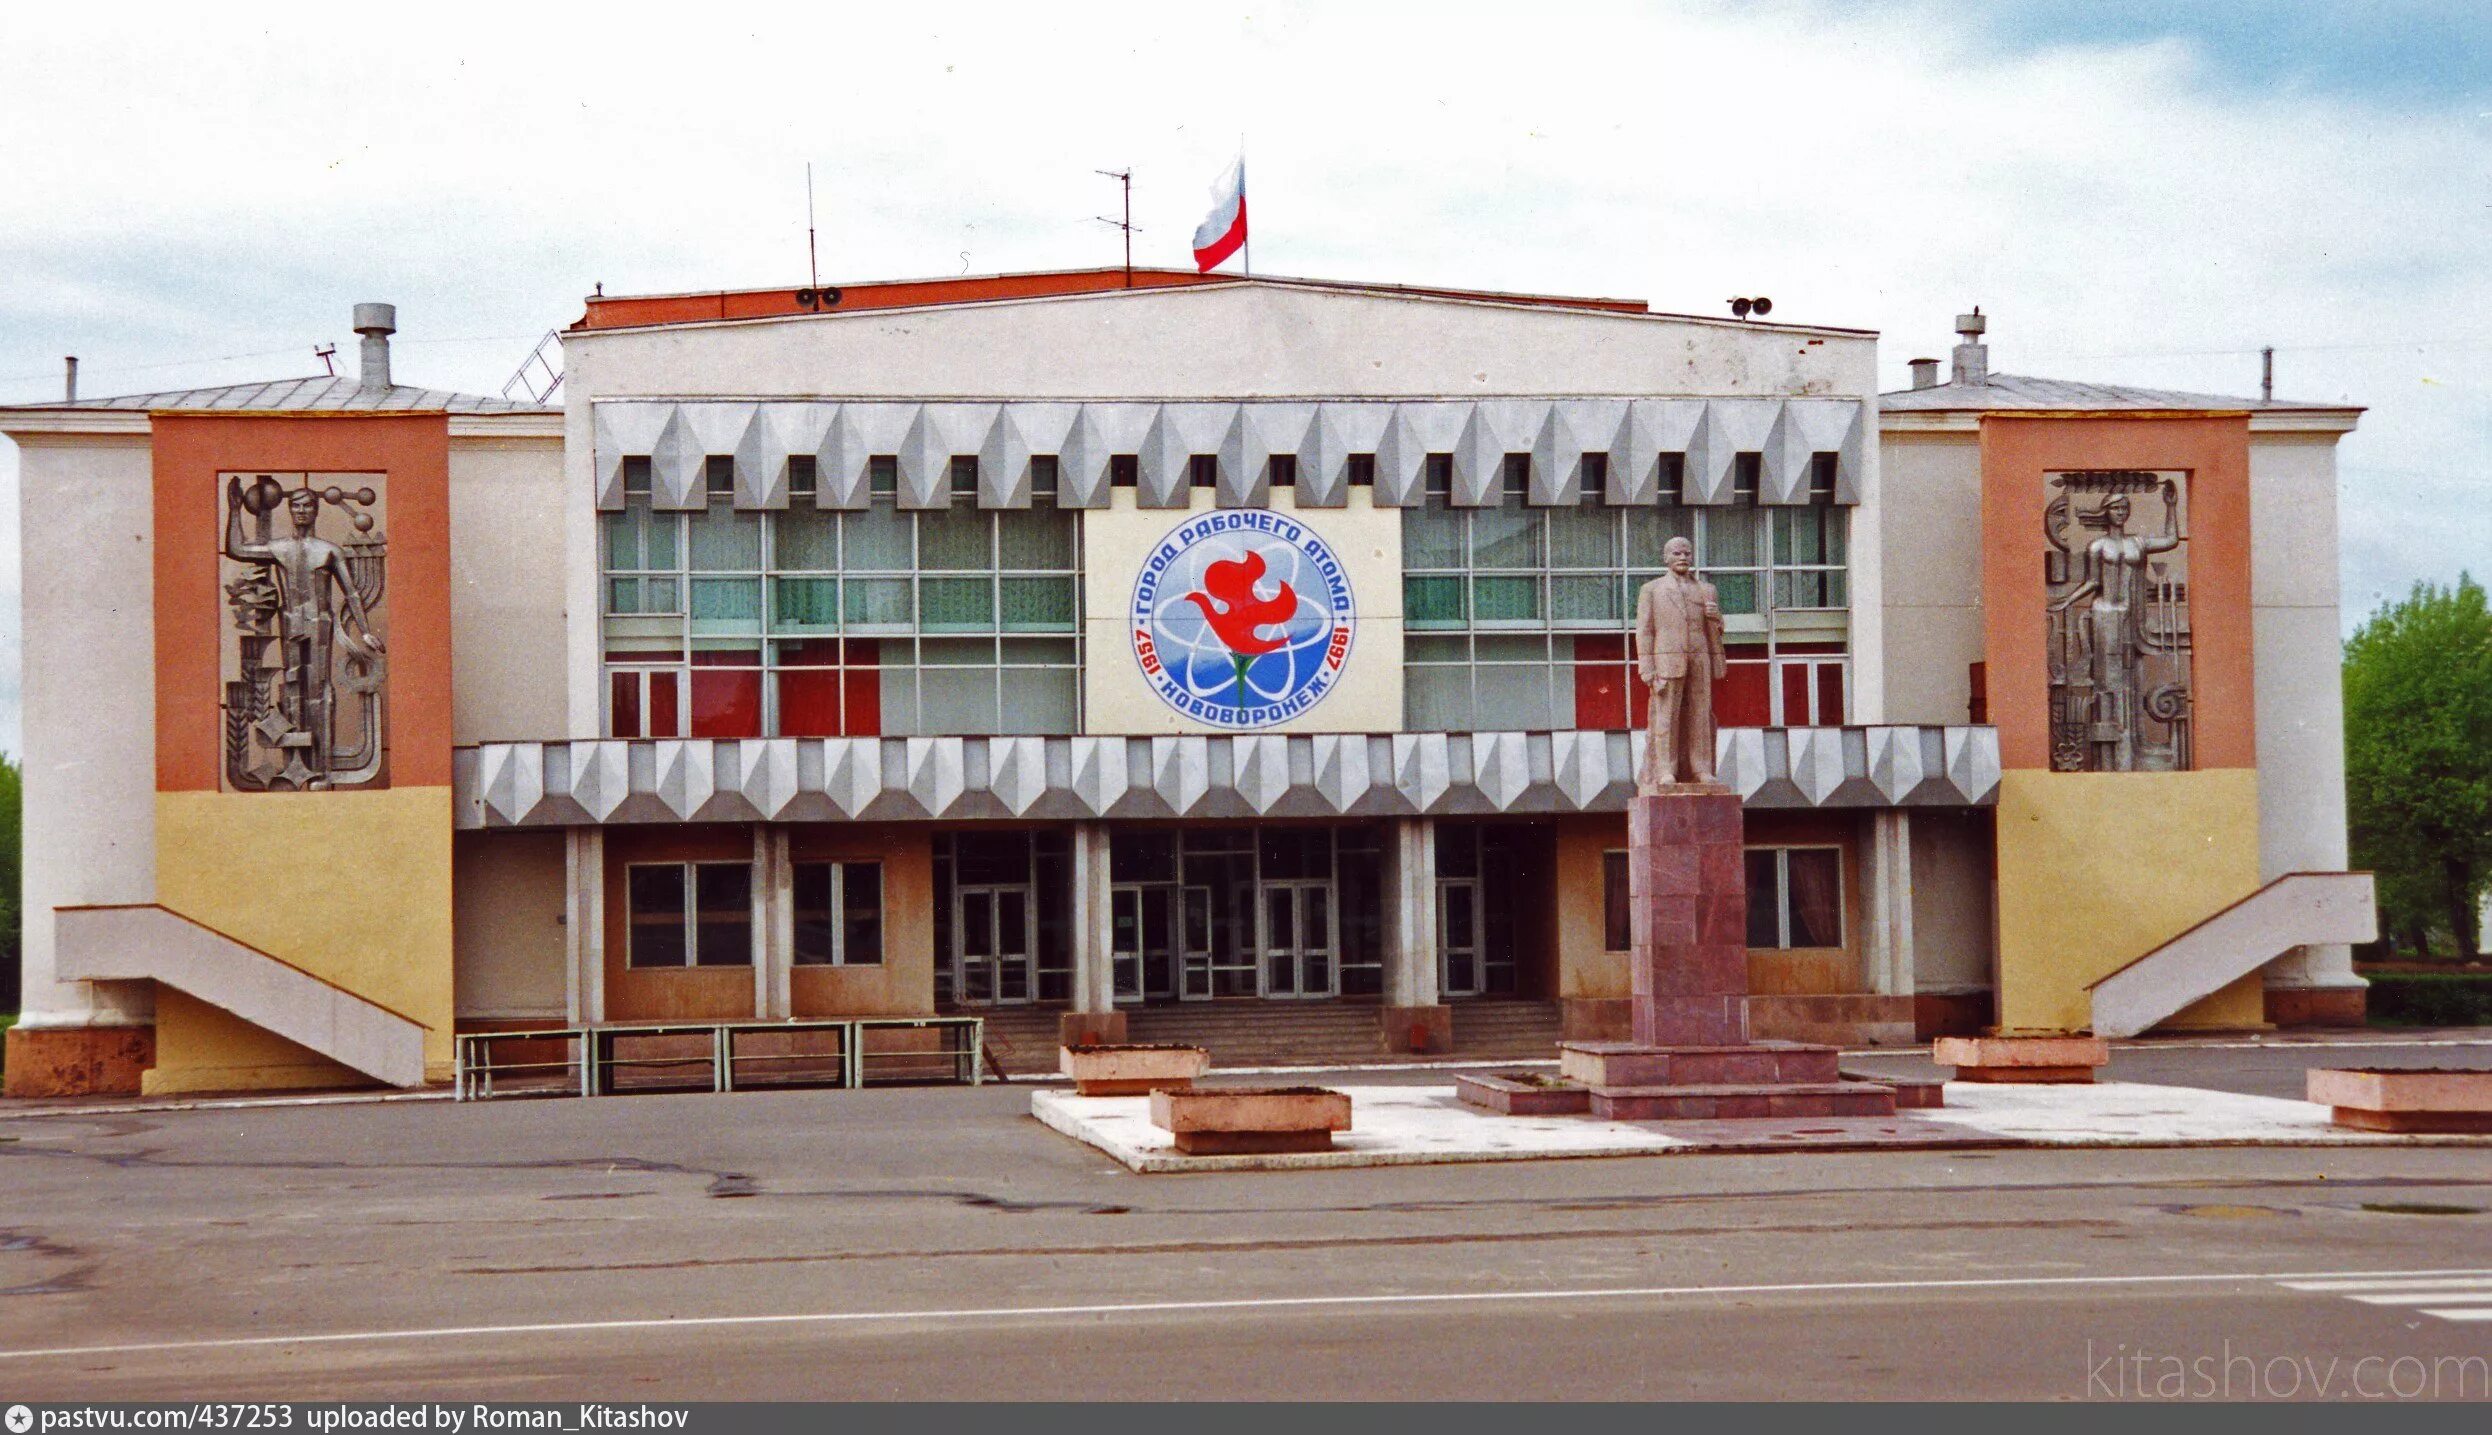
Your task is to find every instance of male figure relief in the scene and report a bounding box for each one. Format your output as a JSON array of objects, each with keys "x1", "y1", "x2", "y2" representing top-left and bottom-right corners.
[{"x1": 1633, "y1": 535, "x2": 1726, "y2": 790}]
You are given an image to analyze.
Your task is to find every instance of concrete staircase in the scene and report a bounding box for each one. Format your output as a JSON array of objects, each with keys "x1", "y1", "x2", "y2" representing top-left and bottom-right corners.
[
  {"x1": 2088, "y1": 872, "x2": 2378, "y2": 1039},
  {"x1": 965, "y1": 999, "x2": 1566, "y2": 1078},
  {"x1": 53, "y1": 903, "x2": 428, "y2": 1087}
]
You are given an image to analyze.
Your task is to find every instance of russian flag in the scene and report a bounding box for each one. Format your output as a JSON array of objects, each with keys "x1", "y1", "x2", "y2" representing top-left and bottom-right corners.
[{"x1": 1191, "y1": 158, "x2": 1247, "y2": 273}]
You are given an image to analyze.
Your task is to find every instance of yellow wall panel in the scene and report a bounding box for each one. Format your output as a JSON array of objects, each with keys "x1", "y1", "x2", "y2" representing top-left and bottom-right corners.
[
  {"x1": 152, "y1": 787, "x2": 455, "y2": 1089},
  {"x1": 1995, "y1": 768, "x2": 2264, "y2": 1033}
]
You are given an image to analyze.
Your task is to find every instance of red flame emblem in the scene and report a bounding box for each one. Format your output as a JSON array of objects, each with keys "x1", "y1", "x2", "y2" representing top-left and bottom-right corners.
[{"x1": 1183, "y1": 550, "x2": 1299, "y2": 656}]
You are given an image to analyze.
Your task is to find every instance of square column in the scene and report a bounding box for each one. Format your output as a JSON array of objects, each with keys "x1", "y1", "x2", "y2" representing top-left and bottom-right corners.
[
  {"x1": 1863, "y1": 810, "x2": 1917, "y2": 998},
  {"x1": 1380, "y1": 817, "x2": 1452, "y2": 1052},
  {"x1": 1062, "y1": 822, "x2": 1127, "y2": 1047},
  {"x1": 755, "y1": 827, "x2": 793, "y2": 1020},
  {"x1": 564, "y1": 827, "x2": 606, "y2": 1027}
]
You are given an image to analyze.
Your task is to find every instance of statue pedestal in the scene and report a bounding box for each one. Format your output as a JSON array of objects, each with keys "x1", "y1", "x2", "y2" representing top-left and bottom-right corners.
[{"x1": 1552, "y1": 788, "x2": 1901, "y2": 1121}]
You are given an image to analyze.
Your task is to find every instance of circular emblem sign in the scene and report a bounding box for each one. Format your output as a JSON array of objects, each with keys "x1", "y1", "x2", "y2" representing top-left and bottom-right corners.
[{"x1": 1131, "y1": 511, "x2": 1356, "y2": 729}]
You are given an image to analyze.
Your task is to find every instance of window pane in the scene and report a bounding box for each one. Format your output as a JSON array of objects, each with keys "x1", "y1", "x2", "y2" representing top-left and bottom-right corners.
[
  {"x1": 1551, "y1": 575, "x2": 1621, "y2": 626},
  {"x1": 792, "y1": 861, "x2": 835, "y2": 965},
  {"x1": 688, "y1": 664, "x2": 762, "y2": 737},
  {"x1": 1000, "y1": 576, "x2": 1075, "y2": 632},
  {"x1": 648, "y1": 670, "x2": 681, "y2": 738},
  {"x1": 842, "y1": 502, "x2": 912, "y2": 570},
  {"x1": 1471, "y1": 508, "x2": 1541, "y2": 569},
  {"x1": 1405, "y1": 665, "x2": 1471, "y2": 730},
  {"x1": 1714, "y1": 572, "x2": 1761, "y2": 616},
  {"x1": 694, "y1": 864, "x2": 753, "y2": 966},
  {"x1": 774, "y1": 507, "x2": 838, "y2": 571},
  {"x1": 1403, "y1": 506, "x2": 1465, "y2": 570},
  {"x1": 1785, "y1": 849, "x2": 1842, "y2": 948},
  {"x1": 689, "y1": 578, "x2": 762, "y2": 629},
  {"x1": 1744, "y1": 850, "x2": 1781, "y2": 947},
  {"x1": 604, "y1": 509, "x2": 644, "y2": 570},
  {"x1": 1602, "y1": 851, "x2": 1630, "y2": 952},
  {"x1": 1547, "y1": 506, "x2": 1618, "y2": 569},
  {"x1": 610, "y1": 670, "x2": 642, "y2": 737},
  {"x1": 1702, "y1": 507, "x2": 1764, "y2": 569},
  {"x1": 645, "y1": 509, "x2": 679, "y2": 569},
  {"x1": 1405, "y1": 576, "x2": 1466, "y2": 628},
  {"x1": 843, "y1": 864, "x2": 883, "y2": 965},
  {"x1": 771, "y1": 576, "x2": 840, "y2": 632},
  {"x1": 919, "y1": 508, "x2": 989, "y2": 571},
  {"x1": 1627, "y1": 508, "x2": 1693, "y2": 567},
  {"x1": 687, "y1": 509, "x2": 762, "y2": 571},
  {"x1": 920, "y1": 577, "x2": 995, "y2": 631},
  {"x1": 998, "y1": 667, "x2": 1078, "y2": 733},
  {"x1": 998, "y1": 509, "x2": 1075, "y2": 569},
  {"x1": 844, "y1": 577, "x2": 912, "y2": 628},
  {"x1": 627, "y1": 866, "x2": 688, "y2": 968},
  {"x1": 1472, "y1": 575, "x2": 1539, "y2": 622},
  {"x1": 1473, "y1": 661, "x2": 1560, "y2": 729}
]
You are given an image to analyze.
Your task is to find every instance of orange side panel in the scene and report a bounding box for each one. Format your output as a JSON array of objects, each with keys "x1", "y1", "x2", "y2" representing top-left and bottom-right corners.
[
  {"x1": 151, "y1": 412, "x2": 454, "y2": 792},
  {"x1": 1977, "y1": 413, "x2": 2256, "y2": 771}
]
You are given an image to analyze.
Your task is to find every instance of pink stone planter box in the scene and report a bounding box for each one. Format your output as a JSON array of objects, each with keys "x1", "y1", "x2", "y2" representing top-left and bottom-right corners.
[
  {"x1": 1149, "y1": 1085, "x2": 1353, "y2": 1154},
  {"x1": 1060, "y1": 1043, "x2": 1209, "y2": 1097},
  {"x1": 2308, "y1": 1068, "x2": 2492, "y2": 1133},
  {"x1": 1455, "y1": 1072, "x2": 1591, "y2": 1116},
  {"x1": 1933, "y1": 1035, "x2": 2109, "y2": 1084}
]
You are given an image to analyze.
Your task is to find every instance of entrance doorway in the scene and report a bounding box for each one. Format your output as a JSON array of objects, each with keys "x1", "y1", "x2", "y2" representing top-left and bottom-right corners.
[
  {"x1": 1260, "y1": 880, "x2": 1339, "y2": 999},
  {"x1": 1111, "y1": 884, "x2": 1213, "y2": 1003},
  {"x1": 1438, "y1": 877, "x2": 1484, "y2": 996},
  {"x1": 1106, "y1": 826, "x2": 1379, "y2": 1002},
  {"x1": 953, "y1": 884, "x2": 1033, "y2": 1004}
]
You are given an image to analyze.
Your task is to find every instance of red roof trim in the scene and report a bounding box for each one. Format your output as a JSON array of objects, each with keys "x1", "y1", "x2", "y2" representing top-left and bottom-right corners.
[{"x1": 571, "y1": 268, "x2": 1653, "y2": 332}]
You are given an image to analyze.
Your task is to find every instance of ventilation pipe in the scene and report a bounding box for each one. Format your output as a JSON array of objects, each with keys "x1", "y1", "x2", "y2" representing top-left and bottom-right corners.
[
  {"x1": 1908, "y1": 357, "x2": 1940, "y2": 390},
  {"x1": 1950, "y1": 308, "x2": 1988, "y2": 387},
  {"x1": 353, "y1": 303, "x2": 397, "y2": 393},
  {"x1": 63, "y1": 356, "x2": 77, "y2": 403}
]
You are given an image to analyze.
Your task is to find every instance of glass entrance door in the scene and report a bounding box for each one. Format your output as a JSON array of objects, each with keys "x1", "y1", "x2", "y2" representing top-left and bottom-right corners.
[
  {"x1": 1438, "y1": 878, "x2": 1483, "y2": 996},
  {"x1": 1259, "y1": 881, "x2": 1338, "y2": 999},
  {"x1": 1111, "y1": 885, "x2": 1181, "y2": 1004},
  {"x1": 953, "y1": 884, "x2": 1034, "y2": 1005}
]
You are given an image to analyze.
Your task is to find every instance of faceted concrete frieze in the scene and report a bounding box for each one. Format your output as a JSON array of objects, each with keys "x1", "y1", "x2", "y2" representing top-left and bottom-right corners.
[
  {"x1": 1068, "y1": 736, "x2": 1129, "y2": 815},
  {"x1": 592, "y1": 397, "x2": 1873, "y2": 513},
  {"x1": 455, "y1": 726, "x2": 1999, "y2": 828}
]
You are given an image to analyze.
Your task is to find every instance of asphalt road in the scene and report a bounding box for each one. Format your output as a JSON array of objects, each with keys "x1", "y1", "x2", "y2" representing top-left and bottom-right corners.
[{"x1": 1, "y1": 1038, "x2": 2488, "y2": 1401}]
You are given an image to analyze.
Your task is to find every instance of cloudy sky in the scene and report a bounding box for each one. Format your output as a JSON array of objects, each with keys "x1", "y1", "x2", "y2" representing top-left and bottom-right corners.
[{"x1": 1, "y1": 1, "x2": 2484, "y2": 756}]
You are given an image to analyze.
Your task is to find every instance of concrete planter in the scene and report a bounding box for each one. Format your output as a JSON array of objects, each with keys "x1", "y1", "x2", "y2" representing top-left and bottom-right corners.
[
  {"x1": 1059, "y1": 1043, "x2": 1209, "y2": 1097},
  {"x1": 1933, "y1": 1034, "x2": 2109, "y2": 1084},
  {"x1": 1150, "y1": 1085, "x2": 1353, "y2": 1154},
  {"x1": 1455, "y1": 1072, "x2": 1591, "y2": 1116},
  {"x1": 2307, "y1": 1067, "x2": 2492, "y2": 1134}
]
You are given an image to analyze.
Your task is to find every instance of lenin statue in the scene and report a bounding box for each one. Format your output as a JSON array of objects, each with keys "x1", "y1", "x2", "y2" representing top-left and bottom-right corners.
[{"x1": 1634, "y1": 535, "x2": 1726, "y2": 791}]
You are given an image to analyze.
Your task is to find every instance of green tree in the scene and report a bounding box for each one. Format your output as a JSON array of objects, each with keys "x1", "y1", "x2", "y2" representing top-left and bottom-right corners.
[{"x1": 2343, "y1": 575, "x2": 2492, "y2": 958}]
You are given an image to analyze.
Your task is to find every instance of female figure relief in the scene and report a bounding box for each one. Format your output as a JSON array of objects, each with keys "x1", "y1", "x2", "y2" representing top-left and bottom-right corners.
[{"x1": 2048, "y1": 481, "x2": 2182, "y2": 772}]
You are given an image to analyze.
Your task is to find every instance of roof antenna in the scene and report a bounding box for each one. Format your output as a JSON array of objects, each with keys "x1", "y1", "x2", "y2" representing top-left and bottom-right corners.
[
  {"x1": 805, "y1": 162, "x2": 820, "y2": 294},
  {"x1": 1095, "y1": 168, "x2": 1136, "y2": 288},
  {"x1": 313, "y1": 343, "x2": 337, "y2": 378}
]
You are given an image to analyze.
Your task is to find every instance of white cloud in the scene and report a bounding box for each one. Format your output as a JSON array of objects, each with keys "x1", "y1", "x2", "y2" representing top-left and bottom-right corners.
[{"x1": 0, "y1": 0, "x2": 2482, "y2": 753}]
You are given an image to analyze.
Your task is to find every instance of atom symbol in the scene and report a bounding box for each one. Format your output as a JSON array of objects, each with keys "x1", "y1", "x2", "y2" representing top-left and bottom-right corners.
[{"x1": 1148, "y1": 539, "x2": 1338, "y2": 710}]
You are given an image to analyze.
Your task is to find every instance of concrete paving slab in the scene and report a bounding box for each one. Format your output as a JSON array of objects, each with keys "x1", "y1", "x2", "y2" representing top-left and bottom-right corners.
[{"x1": 1032, "y1": 1080, "x2": 2492, "y2": 1172}]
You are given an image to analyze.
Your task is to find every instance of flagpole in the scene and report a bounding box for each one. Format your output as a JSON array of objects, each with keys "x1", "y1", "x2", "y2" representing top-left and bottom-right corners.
[{"x1": 1240, "y1": 137, "x2": 1250, "y2": 276}]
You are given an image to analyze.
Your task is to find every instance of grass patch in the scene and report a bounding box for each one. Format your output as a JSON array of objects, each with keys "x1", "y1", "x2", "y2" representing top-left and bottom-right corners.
[{"x1": 2360, "y1": 1202, "x2": 2482, "y2": 1216}]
